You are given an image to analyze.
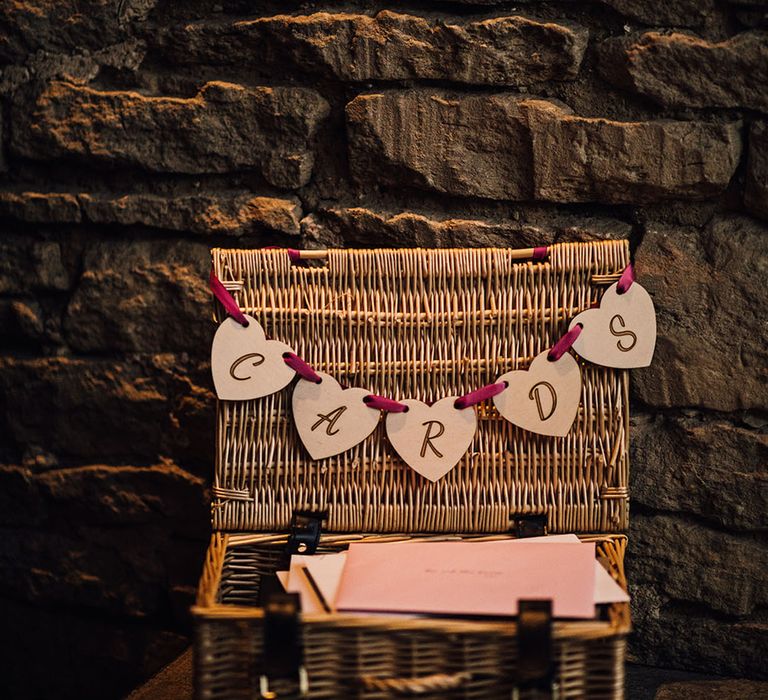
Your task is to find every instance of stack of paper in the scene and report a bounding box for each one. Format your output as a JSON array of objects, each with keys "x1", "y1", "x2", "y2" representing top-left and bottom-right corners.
[{"x1": 275, "y1": 535, "x2": 628, "y2": 619}]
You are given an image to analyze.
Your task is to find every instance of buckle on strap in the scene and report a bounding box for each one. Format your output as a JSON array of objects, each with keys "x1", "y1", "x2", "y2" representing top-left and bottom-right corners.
[
  {"x1": 273, "y1": 510, "x2": 327, "y2": 574},
  {"x1": 287, "y1": 510, "x2": 326, "y2": 556}
]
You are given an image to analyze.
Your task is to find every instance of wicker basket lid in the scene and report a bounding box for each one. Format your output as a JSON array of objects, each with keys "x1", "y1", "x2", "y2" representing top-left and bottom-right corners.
[{"x1": 211, "y1": 242, "x2": 630, "y2": 535}]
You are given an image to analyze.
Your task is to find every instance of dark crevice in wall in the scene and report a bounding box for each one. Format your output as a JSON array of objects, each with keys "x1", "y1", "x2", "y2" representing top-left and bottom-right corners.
[
  {"x1": 629, "y1": 403, "x2": 768, "y2": 432},
  {"x1": 656, "y1": 599, "x2": 768, "y2": 626},
  {"x1": 629, "y1": 504, "x2": 768, "y2": 542}
]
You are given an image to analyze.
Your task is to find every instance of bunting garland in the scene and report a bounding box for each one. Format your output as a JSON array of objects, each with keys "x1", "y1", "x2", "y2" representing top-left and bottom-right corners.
[{"x1": 210, "y1": 252, "x2": 656, "y2": 482}]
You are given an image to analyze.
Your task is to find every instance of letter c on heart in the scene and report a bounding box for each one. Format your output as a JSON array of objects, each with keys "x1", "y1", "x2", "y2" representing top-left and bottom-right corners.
[{"x1": 229, "y1": 352, "x2": 266, "y2": 381}]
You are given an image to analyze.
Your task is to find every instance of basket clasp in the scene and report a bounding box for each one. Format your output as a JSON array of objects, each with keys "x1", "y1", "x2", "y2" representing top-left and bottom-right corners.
[
  {"x1": 513, "y1": 514, "x2": 548, "y2": 538},
  {"x1": 286, "y1": 510, "x2": 327, "y2": 558},
  {"x1": 260, "y1": 592, "x2": 308, "y2": 698}
]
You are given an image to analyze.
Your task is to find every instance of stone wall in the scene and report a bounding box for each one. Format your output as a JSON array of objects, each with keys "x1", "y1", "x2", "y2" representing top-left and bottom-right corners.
[{"x1": 0, "y1": 1, "x2": 766, "y2": 698}]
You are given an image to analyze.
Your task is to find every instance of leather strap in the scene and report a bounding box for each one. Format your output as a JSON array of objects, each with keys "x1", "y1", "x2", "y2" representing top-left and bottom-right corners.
[
  {"x1": 517, "y1": 600, "x2": 554, "y2": 693},
  {"x1": 263, "y1": 592, "x2": 303, "y2": 681}
]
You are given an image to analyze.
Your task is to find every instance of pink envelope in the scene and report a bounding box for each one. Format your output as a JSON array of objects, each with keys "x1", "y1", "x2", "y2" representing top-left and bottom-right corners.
[
  {"x1": 475, "y1": 535, "x2": 629, "y2": 605},
  {"x1": 335, "y1": 541, "x2": 596, "y2": 619}
]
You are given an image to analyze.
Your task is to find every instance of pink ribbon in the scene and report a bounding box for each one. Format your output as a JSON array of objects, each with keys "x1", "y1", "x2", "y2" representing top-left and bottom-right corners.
[
  {"x1": 263, "y1": 246, "x2": 302, "y2": 263},
  {"x1": 547, "y1": 325, "x2": 583, "y2": 361},
  {"x1": 283, "y1": 352, "x2": 322, "y2": 383},
  {"x1": 454, "y1": 382, "x2": 507, "y2": 409},
  {"x1": 616, "y1": 264, "x2": 635, "y2": 294},
  {"x1": 209, "y1": 268, "x2": 249, "y2": 326},
  {"x1": 532, "y1": 246, "x2": 548, "y2": 261},
  {"x1": 363, "y1": 394, "x2": 409, "y2": 413}
]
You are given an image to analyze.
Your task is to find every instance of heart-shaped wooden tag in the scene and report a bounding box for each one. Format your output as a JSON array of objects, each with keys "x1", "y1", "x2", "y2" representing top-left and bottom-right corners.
[
  {"x1": 494, "y1": 351, "x2": 581, "y2": 437},
  {"x1": 292, "y1": 373, "x2": 381, "y2": 460},
  {"x1": 386, "y1": 396, "x2": 477, "y2": 482},
  {"x1": 211, "y1": 315, "x2": 296, "y2": 400},
  {"x1": 568, "y1": 281, "x2": 656, "y2": 368}
]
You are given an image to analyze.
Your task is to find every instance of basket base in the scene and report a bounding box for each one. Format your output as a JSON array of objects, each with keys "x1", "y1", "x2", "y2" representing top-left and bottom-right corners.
[{"x1": 193, "y1": 532, "x2": 630, "y2": 700}]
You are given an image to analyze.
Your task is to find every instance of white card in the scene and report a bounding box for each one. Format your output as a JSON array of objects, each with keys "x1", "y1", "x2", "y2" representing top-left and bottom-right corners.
[
  {"x1": 211, "y1": 315, "x2": 295, "y2": 400},
  {"x1": 569, "y1": 281, "x2": 656, "y2": 368},
  {"x1": 594, "y1": 560, "x2": 630, "y2": 604},
  {"x1": 292, "y1": 373, "x2": 381, "y2": 459},
  {"x1": 494, "y1": 350, "x2": 581, "y2": 437},
  {"x1": 277, "y1": 553, "x2": 348, "y2": 613},
  {"x1": 386, "y1": 396, "x2": 476, "y2": 482}
]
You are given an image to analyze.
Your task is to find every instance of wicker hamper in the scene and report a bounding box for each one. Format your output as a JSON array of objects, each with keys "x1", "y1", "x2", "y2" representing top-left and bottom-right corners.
[{"x1": 194, "y1": 242, "x2": 632, "y2": 699}]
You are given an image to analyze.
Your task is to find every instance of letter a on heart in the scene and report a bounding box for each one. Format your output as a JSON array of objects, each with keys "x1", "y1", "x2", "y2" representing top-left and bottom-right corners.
[
  {"x1": 386, "y1": 397, "x2": 477, "y2": 482},
  {"x1": 292, "y1": 373, "x2": 381, "y2": 459},
  {"x1": 211, "y1": 315, "x2": 296, "y2": 400}
]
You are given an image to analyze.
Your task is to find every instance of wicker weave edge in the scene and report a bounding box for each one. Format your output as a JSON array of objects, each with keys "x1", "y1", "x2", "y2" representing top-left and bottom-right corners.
[
  {"x1": 195, "y1": 532, "x2": 228, "y2": 607},
  {"x1": 192, "y1": 533, "x2": 631, "y2": 636}
]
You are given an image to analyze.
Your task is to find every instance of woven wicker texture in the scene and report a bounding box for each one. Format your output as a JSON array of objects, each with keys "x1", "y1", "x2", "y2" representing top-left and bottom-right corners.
[{"x1": 211, "y1": 242, "x2": 630, "y2": 534}]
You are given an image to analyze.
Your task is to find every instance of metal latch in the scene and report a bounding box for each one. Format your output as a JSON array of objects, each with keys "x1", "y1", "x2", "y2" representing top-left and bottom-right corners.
[
  {"x1": 260, "y1": 592, "x2": 308, "y2": 699},
  {"x1": 514, "y1": 514, "x2": 548, "y2": 538},
  {"x1": 264, "y1": 510, "x2": 328, "y2": 604},
  {"x1": 286, "y1": 510, "x2": 327, "y2": 556}
]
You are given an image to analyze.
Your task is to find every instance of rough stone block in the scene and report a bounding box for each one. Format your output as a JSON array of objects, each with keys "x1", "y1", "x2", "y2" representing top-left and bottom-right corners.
[
  {"x1": 0, "y1": 462, "x2": 206, "y2": 533},
  {"x1": 0, "y1": 597, "x2": 188, "y2": 700},
  {"x1": 161, "y1": 11, "x2": 588, "y2": 86},
  {"x1": 633, "y1": 216, "x2": 768, "y2": 411},
  {"x1": 0, "y1": 356, "x2": 214, "y2": 466},
  {"x1": 630, "y1": 514, "x2": 767, "y2": 617},
  {"x1": 63, "y1": 240, "x2": 210, "y2": 354},
  {"x1": 655, "y1": 680, "x2": 768, "y2": 699},
  {"x1": 0, "y1": 0, "x2": 155, "y2": 62},
  {"x1": 82, "y1": 192, "x2": 302, "y2": 236},
  {"x1": 0, "y1": 237, "x2": 72, "y2": 294},
  {"x1": 301, "y1": 206, "x2": 633, "y2": 249},
  {"x1": 598, "y1": 0, "x2": 716, "y2": 26},
  {"x1": 0, "y1": 39, "x2": 147, "y2": 97},
  {"x1": 347, "y1": 90, "x2": 533, "y2": 199},
  {"x1": 0, "y1": 110, "x2": 5, "y2": 172},
  {"x1": 347, "y1": 90, "x2": 741, "y2": 203},
  {"x1": 528, "y1": 100, "x2": 741, "y2": 203},
  {"x1": 1, "y1": 299, "x2": 47, "y2": 346},
  {"x1": 745, "y1": 121, "x2": 768, "y2": 220},
  {"x1": 419, "y1": 0, "x2": 717, "y2": 25},
  {"x1": 629, "y1": 514, "x2": 768, "y2": 678},
  {"x1": 631, "y1": 413, "x2": 768, "y2": 531},
  {"x1": 302, "y1": 207, "x2": 548, "y2": 249},
  {"x1": 11, "y1": 81, "x2": 330, "y2": 188},
  {"x1": 0, "y1": 525, "x2": 202, "y2": 635},
  {"x1": 601, "y1": 31, "x2": 768, "y2": 111},
  {"x1": 631, "y1": 582, "x2": 768, "y2": 678},
  {"x1": 0, "y1": 189, "x2": 302, "y2": 236},
  {"x1": 0, "y1": 191, "x2": 82, "y2": 223}
]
